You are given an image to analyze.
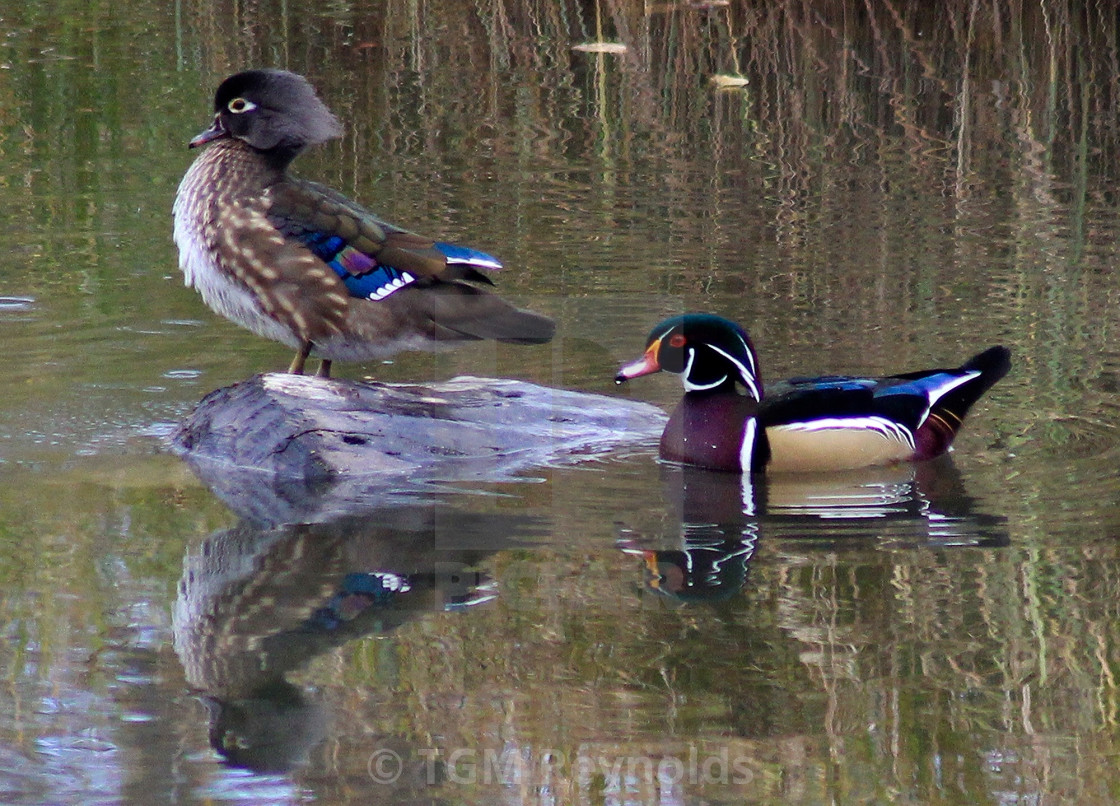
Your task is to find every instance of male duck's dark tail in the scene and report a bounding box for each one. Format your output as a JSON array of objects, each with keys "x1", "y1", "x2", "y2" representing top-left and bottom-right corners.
[
  {"x1": 912, "y1": 345, "x2": 1011, "y2": 459},
  {"x1": 964, "y1": 345, "x2": 1012, "y2": 389},
  {"x1": 942, "y1": 345, "x2": 1012, "y2": 420}
]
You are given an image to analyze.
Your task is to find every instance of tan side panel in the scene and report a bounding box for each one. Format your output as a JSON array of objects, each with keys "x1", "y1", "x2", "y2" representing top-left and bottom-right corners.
[{"x1": 766, "y1": 425, "x2": 913, "y2": 472}]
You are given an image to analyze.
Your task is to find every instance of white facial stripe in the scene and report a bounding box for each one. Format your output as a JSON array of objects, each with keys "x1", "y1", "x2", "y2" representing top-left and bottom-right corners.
[
  {"x1": 733, "y1": 330, "x2": 757, "y2": 375},
  {"x1": 682, "y1": 347, "x2": 729, "y2": 391},
  {"x1": 683, "y1": 374, "x2": 728, "y2": 392},
  {"x1": 708, "y1": 343, "x2": 761, "y2": 400},
  {"x1": 779, "y1": 416, "x2": 916, "y2": 452}
]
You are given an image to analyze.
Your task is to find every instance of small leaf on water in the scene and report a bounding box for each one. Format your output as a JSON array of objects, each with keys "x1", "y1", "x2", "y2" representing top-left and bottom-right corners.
[
  {"x1": 710, "y1": 74, "x2": 749, "y2": 89},
  {"x1": 572, "y1": 42, "x2": 628, "y2": 54}
]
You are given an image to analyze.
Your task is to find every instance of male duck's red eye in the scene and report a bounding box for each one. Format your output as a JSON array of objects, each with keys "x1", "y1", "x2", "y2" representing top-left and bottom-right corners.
[{"x1": 668, "y1": 334, "x2": 687, "y2": 348}]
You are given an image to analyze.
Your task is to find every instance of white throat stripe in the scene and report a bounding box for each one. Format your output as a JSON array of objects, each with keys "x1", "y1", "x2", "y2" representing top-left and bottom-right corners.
[{"x1": 682, "y1": 348, "x2": 729, "y2": 391}]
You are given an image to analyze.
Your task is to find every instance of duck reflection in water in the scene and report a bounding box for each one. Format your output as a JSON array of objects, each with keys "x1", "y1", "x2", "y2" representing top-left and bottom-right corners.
[
  {"x1": 173, "y1": 503, "x2": 540, "y2": 774},
  {"x1": 620, "y1": 457, "x2": 1007, "y2": 606}
]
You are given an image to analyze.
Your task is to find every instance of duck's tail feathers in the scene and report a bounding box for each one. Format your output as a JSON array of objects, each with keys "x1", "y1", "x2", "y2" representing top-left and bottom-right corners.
[
  {"x1": 949, "y1": 345, "x2": 1012, "y2": 417},
  {"x1": 922, "y1": 344, "x2": 1012, "y2": 443},
  {"x1": 419, "y1": 284, "x2": 556, "y2": 345},
  {"x1": 485, "y1": 308, "x2": 556, "y2": 344}
]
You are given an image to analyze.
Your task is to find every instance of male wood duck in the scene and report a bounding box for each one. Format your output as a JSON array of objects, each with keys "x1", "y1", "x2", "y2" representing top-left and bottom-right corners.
[
  {"x1": 173, "y1": 69, "x2": 554, "y2": 377},
  {"x1": 615, "y1": 314, "x2": 1011, "y2": 473}
]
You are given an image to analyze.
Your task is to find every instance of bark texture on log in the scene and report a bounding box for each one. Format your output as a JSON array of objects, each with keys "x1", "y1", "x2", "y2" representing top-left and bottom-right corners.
[{"x1": 170, "y1": 374, "x2": 666, "y2": 525}]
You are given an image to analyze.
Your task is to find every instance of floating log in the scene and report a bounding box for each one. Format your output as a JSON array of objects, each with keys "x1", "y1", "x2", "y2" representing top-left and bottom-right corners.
[{"x1": 170, "y1": 374, "x2": 666, "y2": 524}]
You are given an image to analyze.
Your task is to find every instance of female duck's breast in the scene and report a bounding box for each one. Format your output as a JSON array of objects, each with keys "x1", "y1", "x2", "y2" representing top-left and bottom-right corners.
[{"x1": 173, "y1": 146, "x2": 304, "y2": 349}]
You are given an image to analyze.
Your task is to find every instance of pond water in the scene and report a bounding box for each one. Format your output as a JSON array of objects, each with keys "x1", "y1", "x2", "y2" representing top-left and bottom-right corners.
[{"x1": 1, "y1": 1, "x2": 1119, "y2": 803}]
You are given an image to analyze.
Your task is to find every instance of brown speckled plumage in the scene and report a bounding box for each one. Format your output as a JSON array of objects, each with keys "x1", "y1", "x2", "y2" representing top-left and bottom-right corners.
[{"x1": 173, "y1": 70, "x2": 554, "y2": 377}]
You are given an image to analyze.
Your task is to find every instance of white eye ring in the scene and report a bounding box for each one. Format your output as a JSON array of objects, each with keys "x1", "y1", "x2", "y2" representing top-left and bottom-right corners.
[{"x1": 227, "y1": 97, "x2": 257, "y2": 114}]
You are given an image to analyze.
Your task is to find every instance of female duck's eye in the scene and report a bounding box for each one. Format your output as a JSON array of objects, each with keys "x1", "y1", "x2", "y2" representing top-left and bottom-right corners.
[
  {"x1": 227, "y1": 97, "x2": 256, "y2": 113},
  {"x1": 668, "y1": 334, "x2": 687, "y2": 349}
]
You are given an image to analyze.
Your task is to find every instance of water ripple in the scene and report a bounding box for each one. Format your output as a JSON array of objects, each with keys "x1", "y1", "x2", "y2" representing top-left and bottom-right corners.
[{"x1": 0, "y1": 296, "x2": 35, "y2": 312}]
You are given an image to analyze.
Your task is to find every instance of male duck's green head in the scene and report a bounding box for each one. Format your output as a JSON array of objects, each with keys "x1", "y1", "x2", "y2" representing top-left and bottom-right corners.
[{"x1": 616, "y1": 313, "x2": 762, "y2": 400}]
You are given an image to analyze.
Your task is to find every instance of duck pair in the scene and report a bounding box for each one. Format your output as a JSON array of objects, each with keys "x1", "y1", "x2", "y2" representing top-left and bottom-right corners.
[{"x1": 174, "y1": 70, "x2": 1010, "y2": 475}]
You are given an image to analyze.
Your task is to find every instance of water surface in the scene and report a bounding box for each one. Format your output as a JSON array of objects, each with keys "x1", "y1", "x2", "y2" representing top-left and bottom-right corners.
[{"x1": 1, "y1": 1, "x2": 1119, "y2": 803}]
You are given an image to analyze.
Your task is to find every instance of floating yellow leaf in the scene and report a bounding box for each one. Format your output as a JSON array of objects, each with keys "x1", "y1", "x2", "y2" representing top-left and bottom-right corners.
[
  {"x1": 710, "y1": 74, "x2": 749, "y2": 89},
  {"x1": 572, "y1": 42, "x2": 628, "y2": 54}
]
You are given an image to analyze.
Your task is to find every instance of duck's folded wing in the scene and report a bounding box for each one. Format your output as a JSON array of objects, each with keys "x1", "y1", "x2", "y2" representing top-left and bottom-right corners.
[
  {"x1": 761, "y1": 376, "x2": 928, "y2": 430},
  {"x1": 266, "y1": 179, "x2": 501, "y2": 303},
  {"x1": 214, "y1": 198, "x2": 351, "y2": 342}
]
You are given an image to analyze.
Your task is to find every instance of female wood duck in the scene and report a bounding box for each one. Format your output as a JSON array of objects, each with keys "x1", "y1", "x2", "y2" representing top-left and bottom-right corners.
[
  {"x1": 173, "y1": 70, "x2": 554, "y2": 377},
  {"x1": 615, "y1": 314, "x2": 1011, "y2": 473}
]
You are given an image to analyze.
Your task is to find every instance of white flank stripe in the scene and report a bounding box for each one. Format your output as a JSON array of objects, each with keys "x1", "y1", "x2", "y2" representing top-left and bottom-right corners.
[
  {"x1": 741, "y1": 473, "x2": 756, "y2": 516},
  {"x1": 740, "y1": 418, "x2": 757, "y2": 516},
  {"x1": 740, "y1": 417, "x2": 757, "y2": 475}
]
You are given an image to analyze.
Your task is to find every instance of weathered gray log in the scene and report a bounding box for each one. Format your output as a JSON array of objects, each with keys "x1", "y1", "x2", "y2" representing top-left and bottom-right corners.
[{"x1": 170, "y1": 374, "x2": 666, "y2": 524}]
